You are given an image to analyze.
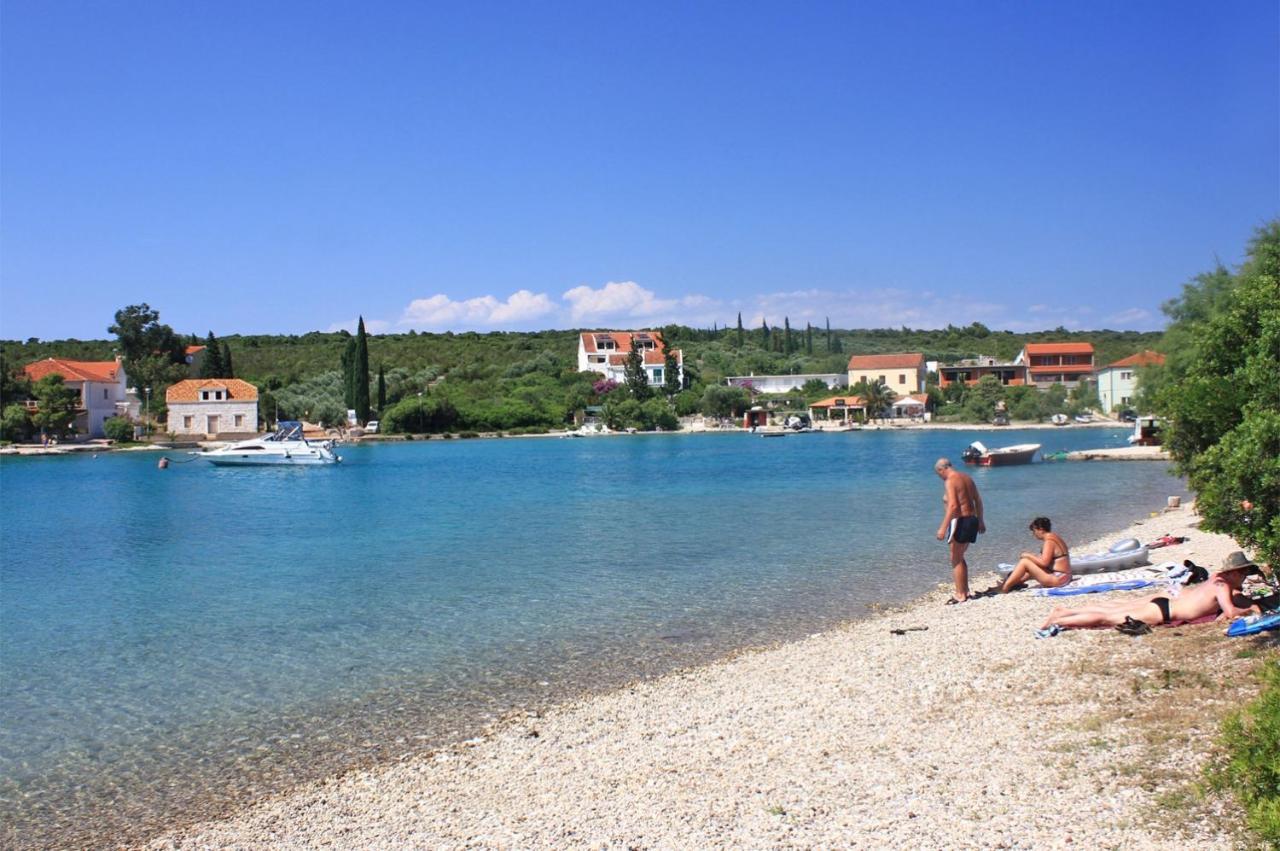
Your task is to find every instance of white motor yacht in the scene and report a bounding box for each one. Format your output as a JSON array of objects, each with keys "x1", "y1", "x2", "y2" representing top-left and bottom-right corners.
[{"x1": 200, "y1": 421, "x2": 340, "y2": 466}]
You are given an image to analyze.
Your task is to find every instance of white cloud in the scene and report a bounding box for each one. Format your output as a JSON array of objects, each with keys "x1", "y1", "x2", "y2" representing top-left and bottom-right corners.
[
  {"x1": 399, "y1": 289, "x2": 556, "y2": 329},
  {"x1": 562, "y1": 281, "x2": 719, "y2": 325}
]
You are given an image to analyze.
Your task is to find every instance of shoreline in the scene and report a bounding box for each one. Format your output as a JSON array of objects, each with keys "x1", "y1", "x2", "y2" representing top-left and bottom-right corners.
[{"x1": 147, "y1": 504, "x2": 1267, "y2": 849}]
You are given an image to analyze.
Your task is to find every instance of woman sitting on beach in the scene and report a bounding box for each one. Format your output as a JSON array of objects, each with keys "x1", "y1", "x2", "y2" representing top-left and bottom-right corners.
[{"x1": 995, "y1": 517, "x2": 1071, "y2": 593}]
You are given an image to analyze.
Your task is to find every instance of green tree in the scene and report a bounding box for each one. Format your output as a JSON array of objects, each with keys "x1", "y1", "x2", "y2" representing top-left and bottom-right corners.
[
  {"x1": 1156, "y1": 221, "x2": 1280, "y2": 562},
  {"x1": 663, "y1": 346, "x2": 681, "y2": 396},
  {"x1": 623, "y1": 337, "x2": 650, "y2": 399},
  {"x1": 199, "y1": 332, "x2": 225, "y2": 378},
  {"x1": 354, "y1": 317, "x2": 371, "y2": 423},
  {"x1": 805, "y1": 323, "x2": 814, "y2": 355},
  {"x1": 736, "y1": 312, "x2": 744, "y2": 347},
  {"x1": 784, "y1": 317, "x2": 793, "y2": 354},
  {"x1": 102, "y1": 416, "x2": 134, "y2": 442},
  {"x1": 761, "y1": 319, "x2": 771, "y2": 348},
  {"x1": 221, "y1": 341, "x2": 234, "y2": 379},
  {"x1": 341, "y1": 336, "x2": 357, "y2": 410},
  {"x1": 108, "y1": 304, "x2": 187, "y2": 398},
  {"x1": 1, "y1": 403, "x2": 31, "y2": 442},
  {"x1": 699, "y1": 384, "x2": 749, "y2": 419},
  {"x1": 377, "y1": 364, "x2": 386, "y2": 414},
  {"x1": 853, "y1": 379, "x2": 896, "y2": 421},
  {"x1": 30, "y1": 374, "x2": 78, "y2": 437}
]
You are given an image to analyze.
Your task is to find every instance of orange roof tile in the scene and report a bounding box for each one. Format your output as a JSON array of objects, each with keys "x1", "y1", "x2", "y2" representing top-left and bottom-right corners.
[
  {"x1": 605, "y1": 350, "x2": 670, "y2": 366},
  {"x1": 580, "y1": 330, "x2": 667, "y2": 355},
  {"x1": 165, "y1": 379, "x2": 259, "y2": 403},
  {"x1": 1108, "y1": 350, "x2": 1165, "y2": 368},
  {"x1": 809, "y1": 395, "x2": 866, "y2": 408},
  {"x1": 847, "y1": 352, "x2": 924, "y2": 370},
  {"x1": 185, "y1": 345, "x2": 206, "y2": 355},
  {"x1": 1023, "y1": 342, "x2": 1094, "y2": 355},
  {"x1": 23, "y1": 357, "x2": 121, "y2": 384}
]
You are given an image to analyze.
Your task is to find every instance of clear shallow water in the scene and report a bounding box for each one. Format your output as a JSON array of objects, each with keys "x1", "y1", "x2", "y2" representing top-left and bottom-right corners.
[{"x1": 0, "y1": 428, "x2": 1184, "y2": 846}]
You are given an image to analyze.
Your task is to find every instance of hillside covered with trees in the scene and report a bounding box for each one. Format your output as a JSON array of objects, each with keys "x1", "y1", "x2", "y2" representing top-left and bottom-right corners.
[{"x1": 2, "y1": 315, "x2": 1164, "y2": 438}]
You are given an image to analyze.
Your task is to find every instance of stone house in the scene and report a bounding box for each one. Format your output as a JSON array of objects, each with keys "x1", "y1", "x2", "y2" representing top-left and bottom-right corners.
[{"x1": 165, "y1": 379, "x2": 259, "y2": 438}]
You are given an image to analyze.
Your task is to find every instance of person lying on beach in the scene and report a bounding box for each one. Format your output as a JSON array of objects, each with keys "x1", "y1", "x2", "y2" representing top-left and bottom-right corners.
[
  {"x1": 995, "y1": 517, "x2": 1070, "y2": 593},
  {"x1": 1038, "y1": 551, "x2": 1262, "y2": 633}
]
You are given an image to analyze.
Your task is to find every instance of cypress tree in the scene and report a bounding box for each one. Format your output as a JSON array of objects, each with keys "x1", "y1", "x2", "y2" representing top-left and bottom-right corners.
[
  {"x1": 377, "y1": 364, "x2": 386, "y2": 414},
  {"x1": 341, "y1": 337, "x2": 357, "y2": 409},
  {"x1": 623, "y1": 337, "x2": 650, "y2": 399},
  {"x1": 784, "y1": 317, "x2": 793, "y2": 354},
  {"x1": 762, "y1": 319, "x2": 771, "y2": 347},
  {"x1": 736, "y1": 312, "x2": 744, "y2": 348},
  {"x1": 221, "y1": 342, "x2": 234, "y2": 378},
  {"x1": 199, "y1": 331, "x2": 224, "y2": 378},
  {"x1": 355, "y1": 316, "x2": 371, "y2": 423},
  {"x1": 806, "y1": 323, "x2": 813, "y2": 355},
  {"x1": 826, "y1": 317, "x2": 832, "y2": 352}
]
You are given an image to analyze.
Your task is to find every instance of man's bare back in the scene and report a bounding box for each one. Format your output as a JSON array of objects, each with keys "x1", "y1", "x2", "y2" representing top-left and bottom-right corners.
[{"x1": 1042, "y1": 571, "x2": 1259, "y2": 630}]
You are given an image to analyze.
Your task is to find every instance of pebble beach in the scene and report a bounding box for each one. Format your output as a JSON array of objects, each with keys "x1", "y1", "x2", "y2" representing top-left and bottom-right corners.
[{"x1": 149, "y1": 505, "x2": 1268, "y2": 850}]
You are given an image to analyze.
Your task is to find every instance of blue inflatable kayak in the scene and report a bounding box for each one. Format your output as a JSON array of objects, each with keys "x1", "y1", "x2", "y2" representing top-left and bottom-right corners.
[{"x1": 1227, "y1": 612, "x2": 1280, "y2": 637}]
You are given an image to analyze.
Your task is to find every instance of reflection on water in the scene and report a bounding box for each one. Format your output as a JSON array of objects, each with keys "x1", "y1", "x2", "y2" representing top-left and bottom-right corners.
[{"x1": 0, "y1": 429, "x2": 1182, "y2": 847}]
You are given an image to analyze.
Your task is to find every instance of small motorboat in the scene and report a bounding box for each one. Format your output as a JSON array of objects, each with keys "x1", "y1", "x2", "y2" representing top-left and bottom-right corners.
[
  {"x1": 1051, "y1": 413, "x2": 1069, "y2": 426},
  {"x1": 961, "y1": 440, "x2": 1041, "y2": 466},
  {"x1": 199, "y1": 421, "x2": 340, "y2": 466}
]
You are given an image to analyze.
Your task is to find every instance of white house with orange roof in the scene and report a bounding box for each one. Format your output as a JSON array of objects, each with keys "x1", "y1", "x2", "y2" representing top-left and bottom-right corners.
[
  {"x1": 1014, "y1": 342, "x2": 1096, "y2": 389},
  {"x1": 577, "y1": 331, "x2": 683, "y2": 389},
  {"x1": 846, "y1": 352, "x2": 925, "y2": 397},
  {"x1": 165, "y1": 379, "x2": 259, "y2": 438},
  {"x1": 22, "y1": 356, "x2": 132, "y2": 438},
  {"x1": 1096, "y1": 350, "x2": 1164, "y2": 412}
]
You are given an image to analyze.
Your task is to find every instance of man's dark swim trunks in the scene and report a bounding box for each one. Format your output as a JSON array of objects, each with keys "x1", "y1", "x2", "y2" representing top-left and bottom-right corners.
[{"x1": 946, "y1": 516, "x2": 980, "y2": 545}]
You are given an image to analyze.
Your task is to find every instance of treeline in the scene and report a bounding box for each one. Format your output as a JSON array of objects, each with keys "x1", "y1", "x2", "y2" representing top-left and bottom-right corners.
[{"x1": 2, "y1": 313, "x2": 1162, "y2": 436}]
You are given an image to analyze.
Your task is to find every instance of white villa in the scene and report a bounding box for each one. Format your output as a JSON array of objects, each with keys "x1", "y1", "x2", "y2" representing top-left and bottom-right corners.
[
  {"x1": 724, "y1": 373, "x2": 847, "y2": 394},
  {"x1": 1096, "y1": 350, "x2": 1164, "y2": 412},
  {"x1": 22, "y1": 356, "x2": 133, "y2": 438},
  {"x1": 577, "y1": 331, "x2": 683, "y2": 389},
  {"x1": 165, "y1": 379, "x2": 259, "y2": 438}
]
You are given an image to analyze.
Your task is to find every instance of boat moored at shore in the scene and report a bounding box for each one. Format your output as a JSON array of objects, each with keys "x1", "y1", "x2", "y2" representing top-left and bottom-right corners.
[
  {"x1": 198, "y1": 421, "x2": 340, "y2": 466},
  {"x1": 961, "y1": 440, "x2": 1041, "y2": 466}
]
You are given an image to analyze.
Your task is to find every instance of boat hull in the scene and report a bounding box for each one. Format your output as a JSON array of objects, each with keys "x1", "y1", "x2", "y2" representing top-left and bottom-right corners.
[
  {"x1": 964, "y1": 443, "x2": 1041, "y2": 466},
  {"x1": 205, "y1": 452, "x2": 335, "y2": 466}
]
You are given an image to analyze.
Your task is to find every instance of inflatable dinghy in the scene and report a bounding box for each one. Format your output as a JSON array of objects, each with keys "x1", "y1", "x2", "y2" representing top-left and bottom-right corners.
[{"x1": 998, "y1": 538, "x2": 1149, "y2": 578}]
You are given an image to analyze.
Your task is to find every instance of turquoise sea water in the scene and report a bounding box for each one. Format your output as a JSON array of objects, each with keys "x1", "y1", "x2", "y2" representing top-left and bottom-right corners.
[{"x1": 0, "y1": 428, "x2": 1184, "y2": 846}]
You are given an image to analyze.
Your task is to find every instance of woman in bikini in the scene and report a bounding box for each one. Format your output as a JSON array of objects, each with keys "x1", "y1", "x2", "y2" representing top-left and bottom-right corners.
[{"x1": 996, "y1": 517, "x2": 1071, "y2": 593}]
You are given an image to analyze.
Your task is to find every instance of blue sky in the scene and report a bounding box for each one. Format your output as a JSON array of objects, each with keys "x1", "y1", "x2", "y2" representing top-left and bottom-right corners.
[{"x1": 2, "y1": 1, "x2": 1276, "y2": 340}]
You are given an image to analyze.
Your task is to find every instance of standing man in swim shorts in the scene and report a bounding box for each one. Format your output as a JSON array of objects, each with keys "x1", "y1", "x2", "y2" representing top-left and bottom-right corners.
[{"x1": 934, "y1": 457, "x2": 985, "y2": 603}]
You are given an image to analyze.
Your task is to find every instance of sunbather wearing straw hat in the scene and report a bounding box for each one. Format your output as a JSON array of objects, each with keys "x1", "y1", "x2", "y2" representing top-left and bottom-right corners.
[{"x1": 1037, "y1": 551, "x2": 1262, "y2": 636}]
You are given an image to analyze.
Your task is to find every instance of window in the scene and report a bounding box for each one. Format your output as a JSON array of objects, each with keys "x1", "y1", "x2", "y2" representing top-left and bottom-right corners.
[
  {"x1": 183, "y1": 415, "x2": 193, "y2": 429},
  {"x1": 899, "y1": 374, "x2": 906, "y2": 385},
  {"x1": 652, "y1": 368, "x2": 664, "y2": 383},
  {"x1": 103, "y1": 388, "x2": 109, "y2": 400},
  {"x1": 878, "y1": 375, "x2": 886, "y2": 383},
  {"x1": 234, "y1": 414, "x2": 244, "y2": 427},
  {"x1": 201, "y1": 390, "x2": 209, "y2": 401},
  {"x1": 1120, "y1": 371, "x2": 1133, "y2": 381}
]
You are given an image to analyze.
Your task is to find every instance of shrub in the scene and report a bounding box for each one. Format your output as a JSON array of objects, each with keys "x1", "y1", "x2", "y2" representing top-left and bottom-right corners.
[
  {"x1": 1, "y1": 404, "x2": 31, "y2": 442},
  {"x1": 102, "y1": 416, "x2": 135, "y2": 442},
  {"x1": 1208, "y1": 661, "x2": 1280, "y2": 846}
]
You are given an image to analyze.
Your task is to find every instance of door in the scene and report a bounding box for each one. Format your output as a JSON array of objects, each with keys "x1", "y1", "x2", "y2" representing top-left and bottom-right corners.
[{"x1": 206, "y1": 415, "x2": 219, "y2": 435}]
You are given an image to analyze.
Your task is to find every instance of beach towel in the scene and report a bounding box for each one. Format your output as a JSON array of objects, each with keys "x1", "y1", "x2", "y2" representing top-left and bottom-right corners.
[{"x1": 1035, "y1": 579, "x2": 1156, "y2": 597}]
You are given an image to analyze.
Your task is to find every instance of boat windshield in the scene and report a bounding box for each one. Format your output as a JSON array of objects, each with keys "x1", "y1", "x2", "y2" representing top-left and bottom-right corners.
[{"x1": 270, "y1": 421, "x2": 305, "y2": 441}]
